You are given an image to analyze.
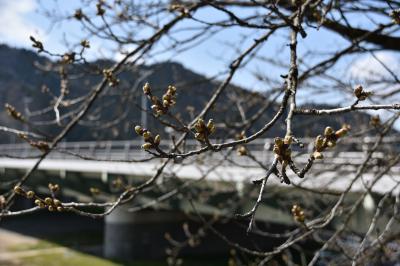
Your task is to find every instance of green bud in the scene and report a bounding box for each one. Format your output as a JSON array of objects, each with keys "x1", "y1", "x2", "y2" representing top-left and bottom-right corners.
[
  {"x1": 154, "y1": 135, "x2": 161, "y2": 145},
  {"x1": 324, "y1": 127, "x2": 334, "y2": 137},
  {"x1": 142, "y1": 143, "x2": 153, "y2": 150},
  {"x1": 14, "y1": 186, "x2": 24, "y2": 195},
  {"x1": 26, "y1": 191, "x2": 35, "y2": 199},
  {"x1": 314, "y1": 135, "x2": 324, "y2": 150},
  {"x1": 53, "y1": 199, "x2": 61, "y2": 206},
  {"x1": 143, "y1": 83, "x2": 151, "y2": 94},
  {"x1": 134, "y1": 125, "x2": 143, "y2": 135},
  {"x1": 44, "y1": 197, "x2": 53, "y2": 205},
  {"x1": 143, "y1": 131, "x2": 151, "y2": 140}
]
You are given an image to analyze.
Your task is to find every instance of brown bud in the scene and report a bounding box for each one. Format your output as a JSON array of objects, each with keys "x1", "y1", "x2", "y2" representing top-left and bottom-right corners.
[
  {"x1": 327, "y1": 141, "x2": 336, "y2": 147},
  {"x1": 48, "y1": 183, "x2": 60, "y2": 192},
  {"x1": 134, "y1": 125, "x2": 143, "y2": 135},
  {"x1": 90, "y1": 187, "x2": 100, "y2": 195},
  {"x1": 237, "y1": 146, "x2": 247, "y2": 156},
  {"x1": 80, "y1": 40, "x2": 90, "y2": 48},
  {"x1": 143, "y1": 83, "x2": 151, "y2": 95},
  {"x1": 324, "y1": 127, "x2": 334, "y2": 137},
  {"x1": 142, "y1": 131, "x2": 151, "y2": 141},
  {"x1": 53, "y1": 199, "x2": 61, "y2": 206},
  {"x1": 354, "y1": 85, "x2": 363, "y2": 97},
  {"x1": 14, "y1": 186, "x2": 24, "y2": 195},
  {"x1": 195, "y1": 118, "x2": 205, "y2": 133},
  {"x1": 151, "y1": 96, "x2": 158, "y2": 103},
  {"x1": 74, "y1": 9, "x2": 84, "y2": 20},
  {"x1": 236, "y1": 131, "x2": 246, "y2": 140},
  {"x1": 195, "y1": 133, "x2": 205, "y2": 142},
  {"x1": 26, "y1": 191, "x2": 35, "y2": 199},
  {"x1": 142, "y1": 142, "x2": 153, "y2": 150},
  {"x1": 313, "y1": 151, "x2": 323, "y2": 159},
  {"x1": 370, "y1": 115, "x2": 380, "y2": 127},
  {"x1": 273, "y1": 145, "x2": 280, "y2": 156},
  {"x1": 354, "y1": 85, "x2": 372, "y2": 100},
  {"x1": 284, "y1": 135, "x2": 292, "y2": 145},
  {"x1": 314, "y1": 135, "x2": 324, "y2": 151},
  {"x1": 44, "y1": 197, "x2": 53, "y2": 205},
  {"x1": 274, "y1": 137, "x2": 284, "y2": 148},
  {"x1": 291, "y1": 204, "x2": 305, "y2": 223},
  {"x1": 96, "y1": 3, "x2": 105, "y2": 15},
  {"x1": 154, "y1": 135, "x2": 161, "y2": 145},
  {"x1": 335, "y1": 128, "x2": 348, "y2": 138},
  {"x1": 62, "y1": 52, "x2": 75, "y2": 64},
  {"x1": 168, "y1": 85, "x2": 177, "y2": 93},
  {"x1": 390, "y1": 9, "x2": 400, "y2": 24},
  {"x1": 207, "y1": 122, "x2": 216, "y2": 135}
]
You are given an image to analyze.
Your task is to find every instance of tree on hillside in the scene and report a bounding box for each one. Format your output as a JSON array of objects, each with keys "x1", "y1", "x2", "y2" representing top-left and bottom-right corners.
[{"x1": 1, "y1": 1, "x2": 400, "y2": 265}]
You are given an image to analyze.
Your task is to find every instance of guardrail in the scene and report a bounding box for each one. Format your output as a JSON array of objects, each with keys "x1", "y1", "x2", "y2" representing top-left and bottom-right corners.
[{"x1": 0, "y1": 137, "x2": 398, "y2": 166}]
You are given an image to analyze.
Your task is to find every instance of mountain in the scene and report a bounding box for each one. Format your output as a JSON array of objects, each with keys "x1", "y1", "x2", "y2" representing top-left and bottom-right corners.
[{"x1": 0, "y1": 44, "x2": 375, "y2": 144}]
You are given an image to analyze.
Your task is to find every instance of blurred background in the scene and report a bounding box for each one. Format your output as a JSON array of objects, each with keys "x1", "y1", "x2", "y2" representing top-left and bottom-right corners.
[{"x1": 0, "y1": 0, "x2": 399, "y2": 265}]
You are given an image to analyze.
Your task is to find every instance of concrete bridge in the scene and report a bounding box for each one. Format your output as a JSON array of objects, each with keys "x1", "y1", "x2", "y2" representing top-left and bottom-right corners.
[
  {"x1": 0, "y1": 137, "x2": 399, "y2": 259},
  {"x1": 0, "y1": 137, "x2": 398, "y2": 191}
]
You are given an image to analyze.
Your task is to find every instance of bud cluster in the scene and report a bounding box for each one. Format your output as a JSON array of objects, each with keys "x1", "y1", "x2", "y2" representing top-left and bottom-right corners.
[
  {"x1": 168, "y1": 4, "x2": 190, "y2": 16},
  {"x1": 62, "y1": 52, "x2": 76, "y2": 64},
  {"x1": 236, "y1": 131, "x2": 247, "y2": 156},
  {"x1": 390, "y1": 9, "x2": 400, "y2": 25},
  {"x1": 135, "y1": 125, "x2": 161, "y2": 150},
  {"x1": 96, "y1": 1, "x2": 106, "y2": 16},
  {"x1": 291, "y1": 204, "x2": 305, "y2": 223},
  {"x1": 48, "y1": 183, "x2": 60, "y2": 193},
  {"x1": 30, "y1": 140, "x2": 50, "y2": 152},
  {"x1": 80, "y1": 40, "x2": 90, "y2": 48},
  {"x1": 37, "y1": 197, "x2": 63, "y2": 212},
  {"x1": 111, "y1": 177, "x2": 124, "y2": 189},
  {"x1": 354, "y1": 85, "x2": 372, "y2": 101},
  {"x1": 14, "y1": 185, "x2": 64, "y2": 212},
  {"x1": 194, "y1": 118, "x2": 215, "y2": 142},
  {"x1": 143, "y1": 83, "x2": 177, "y2": 116},
  {"x1": 273, "y1": 136, "x2": 292, "y2": 165},
  {"x1": 17, "y1": 134, "x2": 50, "y2": 152},
  {"x1": 5, "y1": 103, "x2": 24, "y2": 121},
  {"x1": 90, "y1": 187, "x2": 100, "y2": 195},
  {"x1": 370, "y1": 115, "x2": 381, "y2": 128},
  {"x1": 74, "y1": 9, "x2": 85, "y2": 20},
  {"x1": 29, "y1": 36, "x2": 44, "y2": 53},
  {"x1": 313, "y1": 124, "x2": 350, "y2": 159},
  {"x1": 103, "y1": 69, "x2": 119, "y2": 87}
]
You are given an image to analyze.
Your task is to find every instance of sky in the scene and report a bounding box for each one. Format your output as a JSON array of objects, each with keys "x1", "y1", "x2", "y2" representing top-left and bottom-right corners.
[{"x1": 0, "y1": 0, "x2": 399, "y2": 124}]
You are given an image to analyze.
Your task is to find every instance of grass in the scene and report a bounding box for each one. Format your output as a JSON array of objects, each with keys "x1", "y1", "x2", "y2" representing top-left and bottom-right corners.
[
  {"x1": 7, "y1": 237, "x2": 227, "y2": 266},
  {"x1": 20, "y1": 251, "x2": 123, "y2": 266},
  {"x1": 7, "y1": 240, "x2": 56, "y2": 252},
  {"x1": 18, "y1": 252, "x2": 225, "y2": 266}
]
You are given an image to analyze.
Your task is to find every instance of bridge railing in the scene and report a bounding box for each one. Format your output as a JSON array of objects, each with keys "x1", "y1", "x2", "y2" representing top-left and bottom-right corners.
[{"x1": 0, "y1": 137, "x2": 398, "y2": 166}]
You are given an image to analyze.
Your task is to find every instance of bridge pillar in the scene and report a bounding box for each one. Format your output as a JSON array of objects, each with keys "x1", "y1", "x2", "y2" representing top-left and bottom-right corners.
[{"x1": 104, "y1": 205, "x2": 187, "y2": 260}]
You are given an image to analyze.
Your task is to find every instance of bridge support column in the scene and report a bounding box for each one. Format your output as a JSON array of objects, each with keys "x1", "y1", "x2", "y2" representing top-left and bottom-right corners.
[{"x1": 104, "y1": 205, "x2": 187, "y2": 260}]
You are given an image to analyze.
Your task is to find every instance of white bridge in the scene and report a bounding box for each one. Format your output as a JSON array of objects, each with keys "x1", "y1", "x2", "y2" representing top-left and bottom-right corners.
[
  {"x1": 1, "y1": 137, "x2": 399, "y2": 259},
  {"x1": 0, "y1": 137, "x2": 399, "y2": 195}
]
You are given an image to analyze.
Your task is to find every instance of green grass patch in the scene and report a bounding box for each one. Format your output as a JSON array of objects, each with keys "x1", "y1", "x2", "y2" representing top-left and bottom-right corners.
[
  {"x1": 7, "y1": 240, "x2": 57, "y2": 252},
  {"x1": 20, "y1": 251, "x2": 123, "y2": 266}
]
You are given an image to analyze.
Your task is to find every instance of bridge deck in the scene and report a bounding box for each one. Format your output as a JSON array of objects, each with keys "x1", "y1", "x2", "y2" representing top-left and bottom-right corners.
[{"x1": 0, "y1": 138, "x2": 399, "y2": 195}]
